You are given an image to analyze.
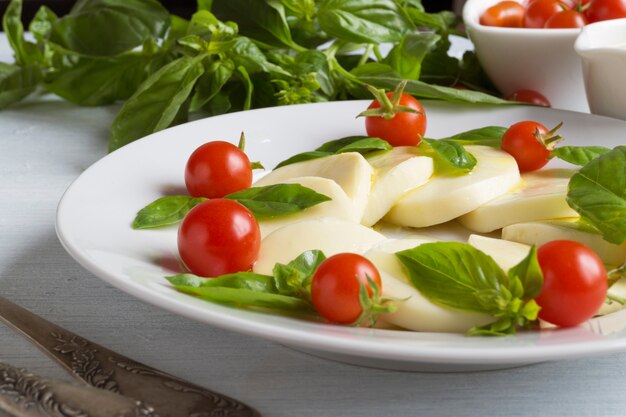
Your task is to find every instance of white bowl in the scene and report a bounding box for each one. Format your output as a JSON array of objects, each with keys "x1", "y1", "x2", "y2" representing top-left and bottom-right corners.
[
  {"x1": 463, "y1": 0, "x2": 589, "y2": 112},
  {"x1": 575, "y1": 19, "x2": 626, "y2": 120}
]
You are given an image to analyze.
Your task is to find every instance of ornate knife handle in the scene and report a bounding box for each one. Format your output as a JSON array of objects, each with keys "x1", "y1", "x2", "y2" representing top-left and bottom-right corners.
[{"x1": 0, "y1": 296, "x2": 260, "y2": 417}]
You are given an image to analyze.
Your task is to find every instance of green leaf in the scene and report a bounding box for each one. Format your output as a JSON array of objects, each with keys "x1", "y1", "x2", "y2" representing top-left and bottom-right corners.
[
  {"x1": 3, "y1": 0, "x2": 40, "y2": 66},
  {"x1": 384, "y1": 32, "x2": 440, "y2": 80},
  {"x1": 317, "y1": 0, "x2": 413, "y2": 44},
  {"x1": 420, "y1": 138, "x2": 477, "y2": 174},
  {"x1": 0, "y1": 63, "x2": 42, "y2": 109},
  {"x1": 190, "y1": 59, "x2": 235, "y2": 112},
  {"x1": 507, "y1": 245, "x2": 543, "y2": 299},
  {"x1": 132, "y1": 196, "x2": 206, "y2": 229},
  {"x1": 29, "y1": 5, "x2": 58, "y2": 41},
  {"x1": 274, "y1": 151, "x2": 332, "y2": 169},
  {"x1": 167, "y1": 272, "x2": 275, "y2": 292},
  {"x1": 406, "y1": 8, "x2": 460, "y2": 33},
  {"x1": 109, "y1": 55, "x2": 206, "y2": 151},
  {"x1": 226, "y1": 184, "x2": 331, "y2": 220},
  {"x1": 293, "y1": 50, "x2": 335, "y2": 96},
  {"x1": 315, "y1": 135, "x2": 392, "y2": 153},
  {"x1": 49, "y1": 0, "x2": 171, "y2": 57},
  {"x1": 272, "y1": 250, "x2": 326, "y2": 297},
  {"x1": 352, "y1": 63, "x2": 511, "y2": 104},
  {"x1": 396, "y1": 242, "x2": 509, "y2": 315},
  {"x1": 552, "y1": 146, "x2": 611, "y2": 166},
  {"x1": 438, "y1": 126, "x2": 507, "y2": 147},
  {"x1": 177, "y1": 286, "x2": 311, "y2": 311},
  {"x1": 567, "y1": 146, "x2": 626, "y2": 245}
]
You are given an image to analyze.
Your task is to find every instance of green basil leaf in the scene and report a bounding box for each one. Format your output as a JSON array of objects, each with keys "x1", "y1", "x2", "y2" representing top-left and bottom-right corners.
[
  {"x1": 132, "y1": 196, "x2": 206, "y2": 229},
  {"x1": 3, "y1": 0, "x2": 40, "y2": 66},
  {"x1": 552, "y1": 146, "x2": 611, "y2": 166},
  {"x1": 167, "y1": 272, "x2": 275, "y2": 292},
  {"x1": 49, "y1": 0, "x2": 170, "y2": 57},
  {"x1": 226, "y1": 184, "x2": 332, "y2": 220},
  {"x1": 29, "y1": 5, "x2": 58, "y2": 41},
  {"x1": 567, "y1": 146, "x2": 626, "y2": 245},
  {"x1": 383, "y1": 32, "x2": 440, "y2": 80},
  {"x1": 44, "y1": 54, "x2": 153, "y2": 106},
  {"x1": 352, "y1": 63, "x2": 510, "y2": 105},
  {"x1": 272, "y1": 250, "x2": 326, "y2": 297},
  {"x1": 438, "y1": 126, "x2": 507, "y2": 147},
  {"x1": 507, "y1": 245, "x2": 543, "y2": 299},
  {"x1": 293, "y1": 50, "x2": 335, "y2": 96},
  {"x1": 190, "y1": 59, "x2": 235, "y2": 112},
  {"x1": 274, "y1": 151, "x2": 332, "y2": 169},
  {"x1": 420, "y1": 138, "x2": 477, "y2": 174},
  {"x1": 315, "y1": 135, "x2": 392, "y2": 153},
  {"x1": 397, "y1": 242, "x2": 509, "y2": 315},
  {"x1": 174, "y1": 286, "x2": 312, "y2": 311},
  {"x1": 406, "y1": 8, "x2": 460, "y2": 33},
  {"x1": 109, "y1": 55, "x2": 206, "y2": 151},
  {"x1": 0, "y1": 63, "x2": 42, "y2": 109},
  {"x1": 317, "y1": 0, "x2": 412, "y2": 44},
  {"x1": 187, "y1": 10, "x2": 237, "y2": 38}
]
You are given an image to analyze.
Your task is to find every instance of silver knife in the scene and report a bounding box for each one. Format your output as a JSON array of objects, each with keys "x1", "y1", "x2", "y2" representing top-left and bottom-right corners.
[{"x1": 0, "y1": 296, "x2": 261, "y2": 417}]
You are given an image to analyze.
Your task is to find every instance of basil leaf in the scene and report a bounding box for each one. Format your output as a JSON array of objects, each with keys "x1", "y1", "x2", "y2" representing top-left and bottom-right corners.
[
  {"x1": 109, "y1": 55, "x2": 206, "y2": 151},
  {"x1": 132, "y1": 196, "x2": 206, "y2": 229},
  {"x1": 226, "y1": 184, "x2": 331, "y2": 220},
  {"x1": 293, "y1": 50, "x2": 335, "y2": 96},
  {"x1": 317, "y1": 0, "x2": 412, "y2": 44},
  {"x1": 3, "y1": 0, "x2": 40, "y2": 66},
  {"x1": 0, "y1": 63, "x2": 42, "y2": 109},
  {"x1": 397, "y1": 242, "x2": 509, "y2": 315},
  {"x1": 272, "y1": 250, "x2": 326, "y2": 297},
  {"x1": 383, "y1": 32, "x2": 440, "y2": 80},
  {"x1": 439, "y1": 126, "x2": 507, "y2": 148},
  {"x1": 420, "y1": 138, "x2": 477, "y2": 174},
  {"x1": 567, "y1": 146, "x2": 626, "y2": 245},
  {"x1": 49, "y1": 0, "x2": 170, "y2": 57},
  {"x1": 507, "y1": 245, "x2": 543, "y2": 299},
  {"x1": 352, "y1": 63, "x2": 510, "y2": 105},
  {"x1": 274, "y1": 151, "x2": 332, "y2": 169},
  {"x1": 315, "y1": 136, "x2": 392, "y2": 154},
  {"x1": 407, "y1": 8, "x2": 460, "y2": 34},
  {"x1": 190, "y1": 59, "x2": 235, "y2": 112},
  {"x1": 29, "y1": 5, "x2": 57, "y2": 41},
  {"x1": 552, "y1": 146, "x2": 611, "y2": 166},
  {"x1": 167, "y1": 272, "x2": 275, "y2": 292},
  {"x1": 177, "y1": 286, "x2": 311, "y2": 311}
]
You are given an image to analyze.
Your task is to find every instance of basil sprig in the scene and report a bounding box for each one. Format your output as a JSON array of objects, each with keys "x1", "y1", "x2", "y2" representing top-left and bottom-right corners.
[
  {"x1": 419, "y1": 138, "x2": 477, "y2": 174},
  {"x1": 396, "y1": 242, "x2": 543, "y2": 336},
  {"x1": 167, "y1": 250, "x2": 326, "y2": 312},
  {"x1": 551, "y1": 145, "x2": 611, "y2": 166},
  {"x1": 132, "y1": 183, "x2": 331, "y2": 229},
  {"x1": 566, "y1": 146, "x2": 626, "y2": 245}
]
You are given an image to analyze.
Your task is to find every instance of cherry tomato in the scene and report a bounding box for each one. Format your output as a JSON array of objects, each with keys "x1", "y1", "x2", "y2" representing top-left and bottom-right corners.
[
  {"x1": 545, "y1": 9, "x2": 588, "y2": 26},
  {"x1": 586, "y1": 0, "x2": 626, "y2": 22},
  {"x1": 185, "y1": 141, "x2": 252, "y2": 199},
  {"x1": 507, "y1": 89, "x2": 551, "y2": 107},
  {"x1": 363, "y1": 92, "x2": 426, "y2": 147},
  {"x1": 501, "y1": 120, "x2": 561, "y2": 172},
  {"x1": 536, "y1": 240, "x2": 607, "y2": 327},
  {"x1": 524, "y1": 0, "x2": 567, "y2": 28},
  {"x1": 311, "y1": 253, "x2": 382, "y2": 324},
  {"x1": 178, "y1": 199, "x2": 261, "y2": 277},
  {"x1": 480, "y1": 1, "x2": 526, "y2": 27}
]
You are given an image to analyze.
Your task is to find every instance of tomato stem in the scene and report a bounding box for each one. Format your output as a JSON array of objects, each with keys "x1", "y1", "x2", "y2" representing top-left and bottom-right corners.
[{"x1": 357, "y1": 81, "x2": 422, "y2": 120}]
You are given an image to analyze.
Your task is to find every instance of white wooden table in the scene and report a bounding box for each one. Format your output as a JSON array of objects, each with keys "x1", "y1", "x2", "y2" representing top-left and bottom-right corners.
[{"x1": 1, "y1": 34, "x2": 626, "y2": 417}]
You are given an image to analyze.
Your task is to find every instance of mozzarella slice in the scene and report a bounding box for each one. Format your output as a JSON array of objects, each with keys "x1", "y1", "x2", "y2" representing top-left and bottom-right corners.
[
  {"x1": 458, "y1": 169, "x2": 579, "y2": 233},
  {"x1": 258, "y1": 176, "x2": 358, "y2": 237},
  {"x1": 468, "y1": 235, "x2": 531, "y2": 272},
  {"x1": 254, "y1": 153, "x2": 373, "y2": 221},
  {"x1": 253, "y1": 218, "x2": 386, "y2": 275},
  {"x1": 384, "y1": 146, "x2": 521, "y2": 228},
  {"x1": 362, "y1": 147, "x2": 434, "y2": 227},
  {"x1": 364, "y1": 239, "x2": 493, "y2": 333},
  {"x1": 502, "y1": 219, "x2": 626, "y2": 266}
]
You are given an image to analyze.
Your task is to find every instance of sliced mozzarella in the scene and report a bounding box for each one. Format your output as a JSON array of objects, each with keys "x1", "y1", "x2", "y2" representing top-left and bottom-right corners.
[
  {"x1": 502, "y1": 219, "x2": 626, "y2": 266},
  {"x1": 458, "y1": 169, "x2": 579, "y2": 233},
  {"x1": 258, "y1": 176, "x2": 358, "y2": 237},
  {"x1": 254, "y1": 153, "x2": 373, "y2": 221},
  {"x1": 468, "y1": 235, "x2": 531, "y2": 272},
  {"x1": 384, "y1": 145, "x2": 521, "y2": 228},
  {"x1": 253, "y1": 218, "x2": 385, "y2": 275},
  {"x1": 364, "y1": 239, "x2": 493, "y2": 333},
  {"x1": 362, "y1": 147, "x2": 434, "y2": 227}
]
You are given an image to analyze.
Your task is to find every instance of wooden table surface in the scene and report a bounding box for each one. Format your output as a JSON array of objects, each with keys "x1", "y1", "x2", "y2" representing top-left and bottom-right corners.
[{"x1": 1, "y1": 33, "x2": 626, "y2": 417}]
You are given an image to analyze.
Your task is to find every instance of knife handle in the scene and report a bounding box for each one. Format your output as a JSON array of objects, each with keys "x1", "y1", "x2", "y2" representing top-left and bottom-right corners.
[{"x1": 0, "y1": 296, "x2": 260, "y2": 417}]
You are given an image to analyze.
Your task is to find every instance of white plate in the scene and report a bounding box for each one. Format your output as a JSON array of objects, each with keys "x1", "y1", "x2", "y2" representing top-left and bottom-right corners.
[{"x1": 56, "y1": 101, "x2": 626, "y2": 372}]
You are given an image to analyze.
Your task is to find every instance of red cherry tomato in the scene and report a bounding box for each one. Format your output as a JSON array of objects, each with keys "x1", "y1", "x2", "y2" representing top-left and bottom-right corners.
[
  {"x1": 178, "y1": 199, "x2": 261, "y2": 277},
  {"x1": 501, "y1": 120, "x2": 557, "y2": 172},
  {"x1": 185, "y1": 141, "x2": 252, "y2": 199},
  {"x1": 536, "y1": 240, "x2": 608, "y2": 327},
  {"x1": 507, "y1": 89, "x2": 551, "y2": 107},
  {"x1": 311, "y1": 253, "x2": 382, "y2": 324},
  {"x1": 365, "y1": 92, "x2": 426, "y2": 147},
  {"x1": 545, "y1": 9, "x2": 588, "y2": 26},
  {"x1": 480, "y1": 1, "x2": 526, "y2": 27},
  {"x1": 586, "y1": 0, "x2": 626, "y2": 22},
  {"x1": 524, "y1": 0, "x2": 568, "y2": 28}
]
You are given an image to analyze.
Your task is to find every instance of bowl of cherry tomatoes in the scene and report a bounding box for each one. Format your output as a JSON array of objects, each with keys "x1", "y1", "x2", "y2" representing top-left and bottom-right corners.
[{"x1": 463, "y1": 0, "x2": 626, "y2": 112}]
